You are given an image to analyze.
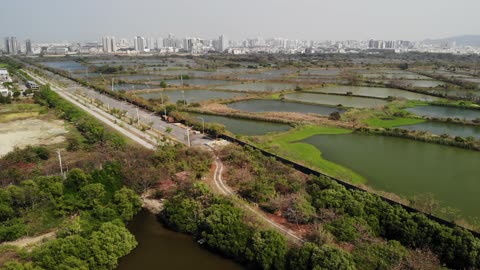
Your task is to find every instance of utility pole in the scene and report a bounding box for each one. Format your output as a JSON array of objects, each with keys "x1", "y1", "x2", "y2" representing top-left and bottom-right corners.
[
  {"x1": 186, "y1": 128, "x2": 191, "y2": 147},
  {"x1": 197, "y1": 117, "x2": 205, "y2": 134},
  {"x1": 182, "y1": 90, "x2": 186, "y2": 105},
  {"x1": 136, "y1": 107, "x2": 140, "y2": 123},
  {"x1": 111, "y1": 78, "x2": 114, "y2": 92},
  {"x1": 56, "y1": 149, "x2": 65, "y2": 179}
]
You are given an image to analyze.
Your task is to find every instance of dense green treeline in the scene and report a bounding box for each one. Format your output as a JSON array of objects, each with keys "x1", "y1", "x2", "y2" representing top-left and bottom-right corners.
[
  {"x1": 161, "y1": 182, "x2": 355, "y2": 270},
  {"x1": 306, "y1": 176, "x2": 480, "y2": 269},
  {"x1": 33, "y1": 86, "x2": 126, "y2": 148},
  {"x1": 218, "y1": 144, "x2": 480, "y2": 269},
  {"x1": 0, "y1": 165, "x2": 142, "y2": 269}
]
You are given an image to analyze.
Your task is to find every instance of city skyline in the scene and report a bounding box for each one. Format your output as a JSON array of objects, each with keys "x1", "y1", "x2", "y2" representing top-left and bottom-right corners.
[{"x1": 1, "y1": 0, "x2": 479, "y2": 42}]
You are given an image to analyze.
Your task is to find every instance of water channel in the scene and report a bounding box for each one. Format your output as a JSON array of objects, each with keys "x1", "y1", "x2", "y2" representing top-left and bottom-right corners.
[
  {"x1": 117, "y1": 210, "x2": 243, "y2": 270},
  {"x1": 285, "y1": 92, "x2": 389, "y2": 108},
  {"x1": 188, "y1": 112, "x2": 291, "y2": 136},
  {"x1": 406, "y1": 106, "x2": 480, "y2": 121},
  {"x1": 227, "y1": 99, "x2": 345, "y2": 115},
  {"x1": 311, "y1": 86, "x2": 440, "y2": 101}
]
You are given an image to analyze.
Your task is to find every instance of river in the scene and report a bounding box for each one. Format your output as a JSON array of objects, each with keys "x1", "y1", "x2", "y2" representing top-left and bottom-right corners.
[{"x1": 117, "y1": 210, "x2": 244, "y2": 270}]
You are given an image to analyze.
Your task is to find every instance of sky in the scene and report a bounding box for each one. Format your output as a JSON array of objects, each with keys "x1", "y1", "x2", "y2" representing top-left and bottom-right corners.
[{"x1": 1, "y1": 0, "x2": 479, "y2": 42}]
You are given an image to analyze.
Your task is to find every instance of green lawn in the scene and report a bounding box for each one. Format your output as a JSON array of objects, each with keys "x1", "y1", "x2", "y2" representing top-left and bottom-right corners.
[
  {"x1": 267, "y1": 93, "x2": 282, "y2": 100},
  {"x1": 0, "y1": 63, "x2": 8, "y2": 68},
  {"x1": 363, "y1": 117, "x2": 425, "y2": 128},
  {"x1": 256, "y1": 125, "x2": 367, "y2": 184}
]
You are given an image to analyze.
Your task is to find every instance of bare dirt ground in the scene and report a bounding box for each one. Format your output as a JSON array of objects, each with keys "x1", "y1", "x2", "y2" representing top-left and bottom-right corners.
[
  {"x1": 2, "y1": 231, "x2": 56, "y2": 249},
  {"x1": 0, "y1": 118, "x2": 67, "y2": 157},
  {"x1": 198, "y1": 103, "x2": 356, "y2": 128},
  {"x1": 142, "y1": 190, "x2": 164, "y2": 214}
]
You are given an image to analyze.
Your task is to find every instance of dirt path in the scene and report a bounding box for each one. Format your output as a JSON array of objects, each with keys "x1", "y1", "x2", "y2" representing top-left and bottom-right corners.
[
  {"x1": 212, "y1": 157, "x2": 304, "y2": 244},
  {"x1": 2, "y1": 232, "x2": 56, "y2": 249}
]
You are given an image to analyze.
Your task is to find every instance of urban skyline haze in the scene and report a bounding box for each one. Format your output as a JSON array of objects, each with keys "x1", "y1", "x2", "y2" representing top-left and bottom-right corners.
[{"x1": 1, "y1": 0, "x2": 479, "y2": 42}]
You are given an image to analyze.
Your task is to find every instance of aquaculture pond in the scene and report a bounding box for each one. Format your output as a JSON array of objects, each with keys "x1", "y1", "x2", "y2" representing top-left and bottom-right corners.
[
  {"x1": 188, "y1": 113, "x2": 291, "y2": 136},
  {"x1": 301, "y1": 133, "x2": 480, "y2": 218},
  {"x1": 113, "y1": 83, "x2": 150, "y2": 91},
  {"x1": 215, "y1": 82, "x2": 295, "y2": 92},
  {"x1": 361, "y1": 73, "x2": 431, "y2": 80},
  {"x1": 138, "y1": 89, "x2": 246, "y2": 103},
  {"x1": 41, "y1": 61, "x2": 86, "y2": 72},
  {"x1": 403, "y1": 80, "x2": 445, "y2": 88},
  {"x1": 165, "y1": 79, "x2": 234, "y2": 87},
  {"x1": 298, "y1": 69, "x2": 341, "y2": 76},
  {"x1": 227, "y1": 99, "x2": 345, "y2": 115},
  {"x1": 312, "y1": 86, "x2": 440, "y2": 101},
  {"x1": 285, "y1": 92, "x2": 388, "y2": 108},
  {"x1": 397, "y1": 121, "x2": 480, "y2": 140},
  {"x1": 406, "y1": 105, "x2": 480, "y2": 121},
  {"x1": 117, "y1": 210, "x2": 243, "y2": 270}
]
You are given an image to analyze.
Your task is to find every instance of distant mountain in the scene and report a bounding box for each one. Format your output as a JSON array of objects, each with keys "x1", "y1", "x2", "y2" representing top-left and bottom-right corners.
[{"x1": 423, "y1": 35, "x2": 480, "y2": 47}]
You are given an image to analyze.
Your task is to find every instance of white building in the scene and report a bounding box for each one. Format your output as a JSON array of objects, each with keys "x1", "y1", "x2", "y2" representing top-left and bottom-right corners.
[
  {"x1": 134, "y1": 36, "x2": 146, "y2": 52},
  {"x1": 0, "y1": 85, "x2": 10, "y2": 97},
  {"x1": 0, "y1": 69, "x2": 12, "y2": 83},
  {"x1": 45, "y1": 46, "x2": 68, "y2": 55},
  {"x1": 218, "y1": 34, "x2": 228, "y2": 52},
  {"x1": 102, "y1": 36, "x2": 117, "y2": 53}
]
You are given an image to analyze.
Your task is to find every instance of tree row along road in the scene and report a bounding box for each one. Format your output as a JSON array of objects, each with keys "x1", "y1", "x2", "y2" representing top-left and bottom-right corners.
[
  {"x1": 25, "y1": 71, "x2": 158, "y2": 149},
  {"x1": 23, "y1": 66, "x2": 305, "y2": 244}
]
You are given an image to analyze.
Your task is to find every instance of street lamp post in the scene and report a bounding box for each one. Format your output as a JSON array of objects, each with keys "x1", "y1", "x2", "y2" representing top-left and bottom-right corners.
[
  {"x1": 161, "y1": 91, "x2": 167, "y2": 116},
  {"x1": 186, "y1": 128, "x2": 191, "y2": 147}
]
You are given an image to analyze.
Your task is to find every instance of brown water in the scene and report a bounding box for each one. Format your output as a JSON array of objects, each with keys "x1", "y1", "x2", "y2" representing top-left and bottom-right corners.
[{"x1": 117, "y1": 210, "x2": 244, "y2": 270}]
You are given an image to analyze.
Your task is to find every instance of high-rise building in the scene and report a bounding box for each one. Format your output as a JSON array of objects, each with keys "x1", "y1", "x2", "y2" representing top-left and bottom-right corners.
[
  {"x1": 134, "y1": 36, "x2": 146, "y2": 52},
  {"x1": 145, "y1": 37, "x2": 154, "y2": 51},
  {"x1": 218, "y1": 34, "x2": 228, "y2": 52},
  {"x1": 102, "y1": 36, "x2": 117, "y2": 53},
  {"x1": 155, "y1": 38, "x2": 164, "y2": 49},
  {"x1": 4, "y1": 37, "x2": 18, "y2": 55},
  {"x1": 25, "y1": 39, "x2": 33, "y2": 55}
]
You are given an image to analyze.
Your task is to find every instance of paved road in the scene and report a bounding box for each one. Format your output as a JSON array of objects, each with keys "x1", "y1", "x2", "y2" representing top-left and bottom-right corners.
[
  {"x1": 26, "y1": 71, "x2": 159, "y2": 149},
  {"x1": 22, "y1": 63, "x2": 211, "y2": 147}
]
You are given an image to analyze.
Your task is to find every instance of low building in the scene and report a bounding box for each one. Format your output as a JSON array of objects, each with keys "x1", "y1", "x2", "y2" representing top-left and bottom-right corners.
[
  {"x1": 26, "y1": 81, "x2": 39, "y2": 90},
  {"x1": 0, "y1": 68, "x2": 12, "y2": 83},
  {"x1": 0, "y1": 86, "x2": 10, "y2": 97}
]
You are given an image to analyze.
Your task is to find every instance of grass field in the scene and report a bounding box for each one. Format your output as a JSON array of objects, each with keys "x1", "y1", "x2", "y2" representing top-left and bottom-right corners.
[
  {"x1": 256, "y1": 125, "x2": 367, "y2": 184},
  {"x1": 363, "y1": 117, "x2": 425, "y2": 128},
  {"x1": 0, "y1": 103, "x2": 44, "y2": 123},
  {"x1": 0, "y1": 63, "x2": 8, "y2": 68}
]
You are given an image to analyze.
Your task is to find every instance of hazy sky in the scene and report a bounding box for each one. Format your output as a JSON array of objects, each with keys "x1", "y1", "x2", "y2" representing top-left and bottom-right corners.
[{"x1": 1, "y1": 0, "x2": 479, "y2": 42}]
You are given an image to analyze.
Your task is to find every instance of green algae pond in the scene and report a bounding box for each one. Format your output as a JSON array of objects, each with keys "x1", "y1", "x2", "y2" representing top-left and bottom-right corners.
[{"x1": 301, "y1": 133, "x2": 480, "y2": 219}]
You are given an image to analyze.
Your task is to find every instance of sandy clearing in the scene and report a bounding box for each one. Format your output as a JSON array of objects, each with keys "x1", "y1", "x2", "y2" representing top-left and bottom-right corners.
[{"x1": 0, "y1": 118, "x2": 67, "y2": 157}]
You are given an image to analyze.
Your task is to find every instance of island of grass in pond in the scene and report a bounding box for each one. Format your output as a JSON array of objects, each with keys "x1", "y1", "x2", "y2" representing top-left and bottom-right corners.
[{"x1": 256, "y1": 126, "x2": 366, "y2": 184}]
